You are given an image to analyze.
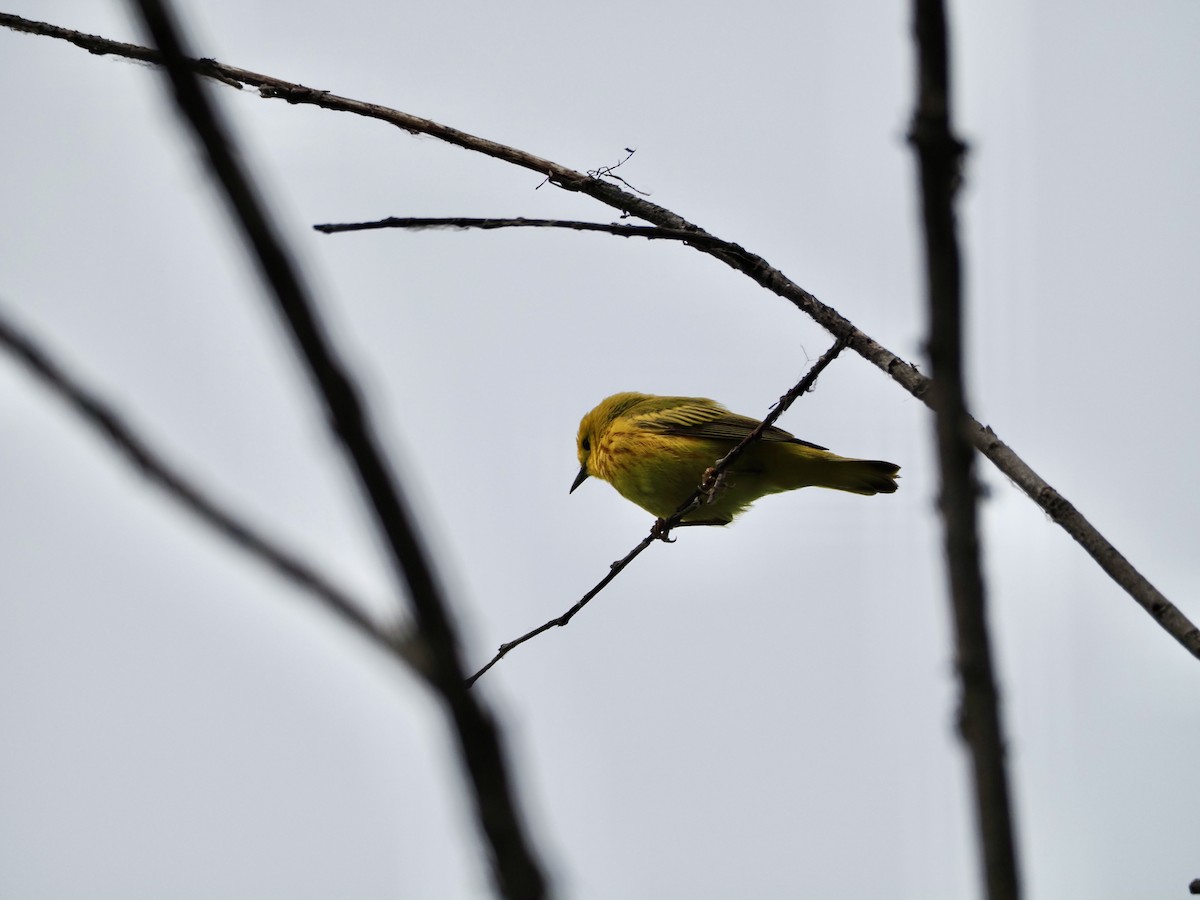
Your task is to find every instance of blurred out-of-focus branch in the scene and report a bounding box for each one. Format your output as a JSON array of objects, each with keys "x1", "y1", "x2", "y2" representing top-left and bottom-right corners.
[
  {"x1": 124, "y1": 1, "x2": 549, "y2": 896},
  {"x1": 910, "y1": 0, "x2": 1021, "y2": 897}
]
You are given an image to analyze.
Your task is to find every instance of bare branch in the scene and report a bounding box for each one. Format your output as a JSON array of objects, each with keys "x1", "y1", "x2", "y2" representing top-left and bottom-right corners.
[
  {"x1": 125, "y1": 2, "x2": 548, "y2": 897},
  {"x1": 4, "y1": 13, "x2": 1196, "y2": 659},
  {"x1": 0, "y1": 304, "x2": 397, "y2": 656},
  {"x1": 465, "y1": 531, "x2": 660, "y2": 689},
  {"x1": 0, "y1": 13, "x2": 161, "y2": 62},
  {"x1": 313, "y1": 216, "x2": 740, "y2": 251},
  {"x1": 466, "y1": 338, "x2": 848, "y2": 687},
  {"x1": 703, "y1": 337, "x2": 849, "y2": 480},
  {"x1": 910, "y1": 1, "x2": 1020, "y2": 897}
]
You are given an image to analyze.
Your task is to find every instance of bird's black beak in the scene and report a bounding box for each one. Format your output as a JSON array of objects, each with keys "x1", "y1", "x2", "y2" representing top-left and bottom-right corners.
[{"x1": 569, "y1": 466, "x2": 589, "y2": 494}]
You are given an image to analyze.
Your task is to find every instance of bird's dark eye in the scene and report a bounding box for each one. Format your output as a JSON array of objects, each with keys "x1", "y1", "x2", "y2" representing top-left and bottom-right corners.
[{"x1": 582, "y1": 437, "x2": 591, "y2": 451}]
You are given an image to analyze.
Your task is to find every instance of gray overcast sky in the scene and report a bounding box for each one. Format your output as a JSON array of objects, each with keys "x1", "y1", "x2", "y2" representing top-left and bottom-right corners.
[{"x1": 2, "y1": 2, "x2": 1198, "y2": 898}]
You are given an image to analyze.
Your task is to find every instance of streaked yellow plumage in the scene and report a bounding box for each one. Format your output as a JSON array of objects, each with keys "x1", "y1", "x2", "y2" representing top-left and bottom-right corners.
[{"x1": 571, "y1": 392, "x2": 899, "y2": 524}]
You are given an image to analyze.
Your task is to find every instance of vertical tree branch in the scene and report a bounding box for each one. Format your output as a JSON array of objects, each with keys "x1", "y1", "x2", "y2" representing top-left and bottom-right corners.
[
  {"x1": 126, "y1": 2, "x2": 548, "y2": 897},
  {"x1": 910, "y1": 2, "x2": 1021, "y2": 899}
]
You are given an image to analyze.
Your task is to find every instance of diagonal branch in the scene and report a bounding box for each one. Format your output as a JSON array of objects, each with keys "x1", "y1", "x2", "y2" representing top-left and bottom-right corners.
[
  {"x1": 0, "y1": 304, "x2": 394, "y2": 657},
  {"x1": 125, "y1": 2, "x2": 547, "y2": 898},
  {"x1": 3, "y1": 12, "x2": 1196, "y2": 658},
  {"x1": 466, "y1": 338, "x2": 848, "y2": 687},
  {"x1": 910, "y1": 0, "x2": 1020, "y2": 897}
]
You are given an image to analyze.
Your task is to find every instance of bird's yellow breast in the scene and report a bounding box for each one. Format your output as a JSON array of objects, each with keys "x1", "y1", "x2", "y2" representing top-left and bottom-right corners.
[{"x1": 591, "y1": 420, "x2": 738, "y2": 519}]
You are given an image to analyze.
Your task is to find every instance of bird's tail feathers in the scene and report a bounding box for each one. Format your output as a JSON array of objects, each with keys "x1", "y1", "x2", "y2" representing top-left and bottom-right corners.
[{"x1": 780, "y1": 447, "x2": 900, "y2": 496}]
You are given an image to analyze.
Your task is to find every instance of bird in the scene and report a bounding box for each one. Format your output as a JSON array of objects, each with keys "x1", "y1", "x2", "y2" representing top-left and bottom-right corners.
[{"x1": 571, "y1": 392, "x2": 899, "y2": 525}]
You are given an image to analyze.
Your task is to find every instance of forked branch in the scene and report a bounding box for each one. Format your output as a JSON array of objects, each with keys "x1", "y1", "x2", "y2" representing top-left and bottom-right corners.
[{"x1": 2, "y1": 13, "x2": 1195, "y2": 658}]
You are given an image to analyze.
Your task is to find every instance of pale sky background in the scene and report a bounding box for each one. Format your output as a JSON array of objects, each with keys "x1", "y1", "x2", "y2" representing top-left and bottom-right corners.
[{"x1": 2, "y1": 2, "x2": 1198, "y2": 898}]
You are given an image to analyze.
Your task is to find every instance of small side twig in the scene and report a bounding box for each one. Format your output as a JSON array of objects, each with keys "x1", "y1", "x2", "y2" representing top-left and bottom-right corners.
[
  {"x1": 586, "y1": 147, "x2": 648, "y2": 195},
  {"x1": 466, "y1": 337, "x2": 848, "y2": 688},
  {"x1": 312, "y1": 216, "x2": 743, "y2": 252}
]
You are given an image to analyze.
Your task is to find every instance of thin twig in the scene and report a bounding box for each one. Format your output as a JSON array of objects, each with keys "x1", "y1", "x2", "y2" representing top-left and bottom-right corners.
[
  {"x1": 0, "y1": 304, "x2": 396, "y2": 656},
  {"x1": 465, "y1": 534, "x2": 659, "y2": 688},
  {"x1": 125, "y1": 2, "x2": 548, "y2": 898},
  {"x1": 704, "y1": 337, "x2": 849, "y2": 478},
  {"x1": 3, "y1": 13, "x2": 1196, "y2": 658},
  {"x1": 313, "y1": 216, "x2": 741, "y2": 252},
  {"x1": 584, "y1": 147, "x2": 647, "y2": 195},
  {"x1": 910, "y1": 1, "x2": 1020, "y2": 898},
  {"x1": 466, "y1": 338, "x2": 848, "y2": 687}
]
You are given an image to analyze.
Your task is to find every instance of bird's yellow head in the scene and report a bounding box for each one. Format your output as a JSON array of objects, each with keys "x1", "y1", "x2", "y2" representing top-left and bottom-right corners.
[{"x1": 571, "y1": 392, "x2": 650, "y2": 493}]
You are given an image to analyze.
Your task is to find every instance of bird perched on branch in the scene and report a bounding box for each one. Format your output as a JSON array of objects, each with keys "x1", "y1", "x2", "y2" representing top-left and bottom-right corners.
[{"x1": 571, "y1": 392, "x2": 899, "y2": 525}]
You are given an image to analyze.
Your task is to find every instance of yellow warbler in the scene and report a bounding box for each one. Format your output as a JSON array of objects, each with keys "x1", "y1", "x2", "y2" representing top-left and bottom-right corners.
[{"x1": 571, "y1": 392, "x2": 899, "y2": 524}]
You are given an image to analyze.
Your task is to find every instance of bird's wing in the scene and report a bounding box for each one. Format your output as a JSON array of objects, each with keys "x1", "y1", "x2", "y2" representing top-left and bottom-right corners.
[{"x1": 633, "y1": 397, "x2": 828, "y2": 450}]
